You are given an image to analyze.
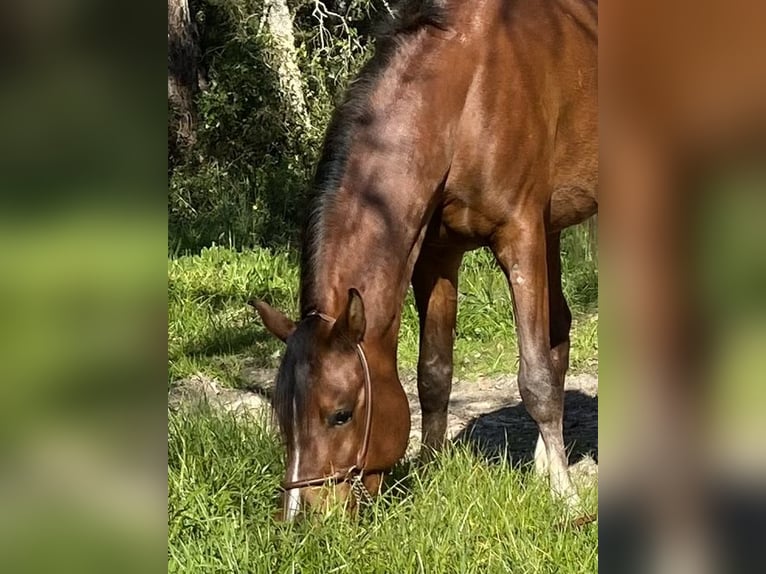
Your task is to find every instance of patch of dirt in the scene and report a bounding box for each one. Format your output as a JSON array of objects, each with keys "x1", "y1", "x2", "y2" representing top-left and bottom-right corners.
[
  {"x1": 169, "y1": 373, "x2": 270, "y2": 418},
  {"x1": 401, "y1": 373, "x2": 598, "y2": 483},
  {"x1": 171, "y1": 363, "x2": 597, "y2": 483}
]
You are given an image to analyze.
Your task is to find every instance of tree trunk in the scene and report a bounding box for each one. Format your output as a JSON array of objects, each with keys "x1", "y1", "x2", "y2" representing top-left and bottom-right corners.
[
  {"x1": 262, "y1": 0, "x2": 309, "y2": 127},
  {"x1": 168, "y1": 0, "x2": 199, "y2": 152}
]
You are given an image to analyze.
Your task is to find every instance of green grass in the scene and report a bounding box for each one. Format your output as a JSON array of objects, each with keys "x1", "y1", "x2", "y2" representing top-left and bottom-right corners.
[
  {"x1": 168, "y1": 228, "x2": 598, "y2": 571},
  {"x1": 168, "y1": 407, "x2": 597, "y2": 573},
  {"x1": 168, "y1": 225, "x2": 598, "y2": 386}
]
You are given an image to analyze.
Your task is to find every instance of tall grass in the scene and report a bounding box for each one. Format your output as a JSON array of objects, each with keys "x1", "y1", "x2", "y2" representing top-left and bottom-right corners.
[
  {"x1": 167, "y1": 226, "x2": 599, "y2": 571},
  {"x1": 168, "y1": 223, "x2": 597, "y2": 385},
  {"x1": 168, "y1": 407, "x2": 597, "y2": 573}
]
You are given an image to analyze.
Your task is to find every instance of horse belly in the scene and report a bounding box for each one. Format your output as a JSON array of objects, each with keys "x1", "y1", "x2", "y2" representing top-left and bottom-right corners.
[{"x1": 550, "y1": 186, "x2": 597, "y2": 232}]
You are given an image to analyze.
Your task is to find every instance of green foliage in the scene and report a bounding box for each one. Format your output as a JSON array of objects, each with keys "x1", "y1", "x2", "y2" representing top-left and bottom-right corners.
[
  {"x1": 169, "y1": 0, "x2": 376, "y2": 252},
  {"x1": 168, "y1": 407, "x2": 598, "y2": 573}
]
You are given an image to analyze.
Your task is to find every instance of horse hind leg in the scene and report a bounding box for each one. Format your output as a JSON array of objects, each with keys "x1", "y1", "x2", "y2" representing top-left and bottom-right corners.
[
  {"x1": 535, "y1": 231, "x2": 572, "y2": 477},
  {"x1": 412, "y1": 246, "x2": 463, "y2": 460},
  {"x1": 492, "y1": 216, "x2": 580, "y2": 507}
]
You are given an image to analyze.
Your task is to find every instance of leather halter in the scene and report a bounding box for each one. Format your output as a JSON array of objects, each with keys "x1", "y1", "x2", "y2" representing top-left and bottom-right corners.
[{"x1": 280, "y1": 311, "x2": 375, "y2": 504}]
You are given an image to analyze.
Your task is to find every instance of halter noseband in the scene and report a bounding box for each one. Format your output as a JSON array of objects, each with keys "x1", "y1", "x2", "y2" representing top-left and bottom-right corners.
[{"x1": 280, "y1": 310, "x2": 375, "y2": 506}]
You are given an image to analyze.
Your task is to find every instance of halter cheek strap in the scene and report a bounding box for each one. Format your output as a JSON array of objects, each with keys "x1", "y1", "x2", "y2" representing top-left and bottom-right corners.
[{"x1": 280, "y1": 310, "x2": 375, "y2": 505}]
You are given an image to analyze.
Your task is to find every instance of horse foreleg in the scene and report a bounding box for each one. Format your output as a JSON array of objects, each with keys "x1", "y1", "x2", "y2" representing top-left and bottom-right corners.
[
  {"x1": 412, "y1": 246, "x2": 463, "y2": 460},
  {"x1": 492, "y1": 216, "x2": 579, "y2": 506},
  {"x1": 535, "y1": 231, "x2": 573, "y2": 477}
]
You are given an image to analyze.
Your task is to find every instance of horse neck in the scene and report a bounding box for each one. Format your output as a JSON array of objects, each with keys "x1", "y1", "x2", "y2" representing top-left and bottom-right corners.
[
  {"x1": 301, "y1": 165, "x2": 439, "y2": 352},
  {"x1": 301, "y1": 27, "x2": 479, "y2": 351}
]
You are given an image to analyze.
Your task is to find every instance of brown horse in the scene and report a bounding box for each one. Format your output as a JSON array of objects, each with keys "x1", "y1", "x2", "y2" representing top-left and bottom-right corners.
[{"x1": 252, "y1": 0, "x2": 597, "y2": 520}]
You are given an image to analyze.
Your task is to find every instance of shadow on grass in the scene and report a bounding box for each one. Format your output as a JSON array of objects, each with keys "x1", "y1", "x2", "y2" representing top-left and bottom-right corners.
[
  {"x1": 182, "y1": 325, "x2": 275, "y2": 358},
  {"x1": 380, "y1": 458, "x2": 418, "y2": 500},
  {"x1": 453, "y1": 390, "x2": 598, "y2": 468}
]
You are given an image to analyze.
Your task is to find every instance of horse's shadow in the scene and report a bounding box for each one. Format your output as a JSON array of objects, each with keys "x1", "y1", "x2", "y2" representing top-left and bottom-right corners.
[{"x1": 453, "y1": 390, "x2": 598, "y2": 468}]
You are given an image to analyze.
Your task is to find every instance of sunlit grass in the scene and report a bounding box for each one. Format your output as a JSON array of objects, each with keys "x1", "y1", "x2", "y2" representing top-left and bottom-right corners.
[
  {"x1": 168, "y1": 227, "x2": 598, "y2": 571},
  {"x1": 168, "y1": 407, "x2": 598, "y2": 573},
  {"x1": 169, "y1": 225, "x2": 598, "y2": 386}
]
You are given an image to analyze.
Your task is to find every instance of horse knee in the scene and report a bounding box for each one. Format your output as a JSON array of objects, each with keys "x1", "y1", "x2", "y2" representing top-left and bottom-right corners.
[
  {"x1": 417, "y1": 355, "x2": 452, "y2": 412},
  {"x1": 518, "y1": 360, "x2": 562, "y2": 425}
]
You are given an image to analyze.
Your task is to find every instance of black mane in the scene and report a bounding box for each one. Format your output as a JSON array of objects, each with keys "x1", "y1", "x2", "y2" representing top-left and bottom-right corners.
[{"x1": 298, "y1": 0, "x2": 450, "y2": 315}]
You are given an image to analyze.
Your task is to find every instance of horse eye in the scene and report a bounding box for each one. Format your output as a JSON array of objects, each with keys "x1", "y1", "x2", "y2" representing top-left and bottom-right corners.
[{"x1": 330, "y1": 410, "x2": 353, "y2": 426}]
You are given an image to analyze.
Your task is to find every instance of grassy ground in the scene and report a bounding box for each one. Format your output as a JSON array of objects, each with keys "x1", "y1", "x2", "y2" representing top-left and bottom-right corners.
[
  {"x1": 168, "y1": 227, "x2": 597, "y2": 387},
  {"x1": 168, "y1": 406, "x2": 598, "y2": 573},
  {"x1": 168, "y1": 227, "x2": 598, "y2": 572}
]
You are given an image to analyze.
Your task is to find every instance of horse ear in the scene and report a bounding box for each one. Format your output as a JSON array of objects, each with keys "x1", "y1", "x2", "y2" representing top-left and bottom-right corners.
[
  {"x1": 334, "y1": 288, "x2": 366, "y2": 343},
  {"x1": 249, "y1": 299, "x2": 295, "y2": 343}
]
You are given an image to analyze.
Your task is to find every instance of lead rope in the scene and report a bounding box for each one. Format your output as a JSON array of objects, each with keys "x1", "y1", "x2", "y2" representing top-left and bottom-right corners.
[{"x1": 350, "y1": 473, "x2": 374, "y2": 507}]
